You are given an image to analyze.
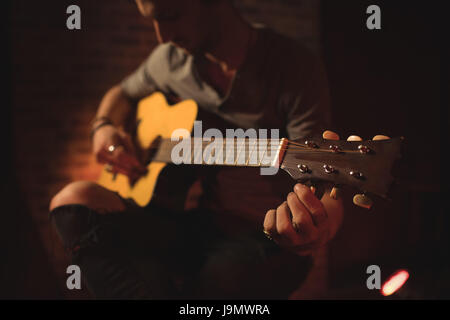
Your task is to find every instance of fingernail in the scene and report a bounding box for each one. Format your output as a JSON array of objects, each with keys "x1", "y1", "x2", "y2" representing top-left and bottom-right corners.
[
  {"x1": 310, "y1": 186, "x2": 316, "y2": 194},
  {"x1": 330, "y1": 187, "x2": 340, "y2": 200},
  {"x1": 353, "y1": 194, "x2": 373, "y2": 209}
]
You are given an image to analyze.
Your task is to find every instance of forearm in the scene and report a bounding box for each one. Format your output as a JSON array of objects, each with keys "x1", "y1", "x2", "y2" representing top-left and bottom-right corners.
[{"x1": 95, "y1": 85, "x2": 135, "y2": 129}]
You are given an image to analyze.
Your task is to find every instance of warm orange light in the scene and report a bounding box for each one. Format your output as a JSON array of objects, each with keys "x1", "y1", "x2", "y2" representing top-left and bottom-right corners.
[{"x1": 381, "y1": 270, "x2": 410, "y2": 296}]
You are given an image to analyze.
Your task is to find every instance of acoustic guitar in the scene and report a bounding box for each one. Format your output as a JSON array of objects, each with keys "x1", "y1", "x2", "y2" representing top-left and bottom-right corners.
[{"x1": 97, "y1": 92, "x2": 403, "y2": 208}]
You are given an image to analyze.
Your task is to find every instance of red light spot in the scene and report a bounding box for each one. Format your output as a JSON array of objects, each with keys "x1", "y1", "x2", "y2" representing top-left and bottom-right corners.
[{"x1": 381, "y1": 270, "x2": 410, "y2": 296}]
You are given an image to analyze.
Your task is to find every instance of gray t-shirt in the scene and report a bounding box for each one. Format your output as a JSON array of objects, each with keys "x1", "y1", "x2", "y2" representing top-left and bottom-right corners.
[{"x1": 121, "y1": 28, "x2": 331, "y2": 233}]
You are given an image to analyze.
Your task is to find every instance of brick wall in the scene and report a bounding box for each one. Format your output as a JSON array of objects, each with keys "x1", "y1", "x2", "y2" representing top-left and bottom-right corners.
[
  {"x1": 11, "y1": 0, "x2": 322, "y2": 298},
  {"x1": 11, "y1": 0, "x2": 157, "y2": 298}
]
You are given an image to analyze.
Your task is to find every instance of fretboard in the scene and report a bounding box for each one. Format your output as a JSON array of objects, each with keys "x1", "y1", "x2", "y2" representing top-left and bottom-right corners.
[{"x1": 150, "y1": 137, "x2": 288, "y2": 168}]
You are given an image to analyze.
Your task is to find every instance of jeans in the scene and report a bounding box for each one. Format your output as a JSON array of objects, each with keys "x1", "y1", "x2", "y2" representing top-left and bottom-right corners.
[{"x1": 50, "y1": 203, "x2": 312, "y2": 299}]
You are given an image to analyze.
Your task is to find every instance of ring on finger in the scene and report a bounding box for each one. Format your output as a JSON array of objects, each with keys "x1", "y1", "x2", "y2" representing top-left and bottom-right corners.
[
  {"x1": 292, "y1": 221, "x2": 301, "y2": 234},
  {"x1": 107, "y1": 144, "x2": 119, "y2": 154},
  {"x1": 263, "y1": 229, "x2": 273, "y2": 241}
]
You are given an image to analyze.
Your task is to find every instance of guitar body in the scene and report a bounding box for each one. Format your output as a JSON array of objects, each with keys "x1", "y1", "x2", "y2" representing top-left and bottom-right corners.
[{"x1": 97, "y1": 92, "x2": 198, "y2": 207}]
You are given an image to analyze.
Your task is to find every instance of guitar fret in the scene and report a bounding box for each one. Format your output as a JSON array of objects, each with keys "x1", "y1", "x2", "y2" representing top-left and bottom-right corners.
[
  {"x1": 246, "y1": 139, "x2": 257, "y2": 166},
  {"x1": 224, "y1": 139, "x2": 234, "y2": 165},
  {"x1": 258, "y1": 140, "x2": 267, "y2": 167},
  {"x1": 216, "y1": 139, "x2": 224, "y2": 165},
  {"x1": 194, "y1": 138, "x2": 203, "y2": 165},
  {"x1": 190, "y1": 142, "x2": 195, "y2": 164},
  {"x1": 234, "y1": 139, "x2": 244, "y2": 166},
  {"x1": 204, "y1": 140, "x2": 213, "y2": 165}
]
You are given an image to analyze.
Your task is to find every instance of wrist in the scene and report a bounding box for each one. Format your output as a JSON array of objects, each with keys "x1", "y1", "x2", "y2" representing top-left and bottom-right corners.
[
  {"x1": 91, "y1": 116, "x2": 113, "y2": 127},
  {"x1": 90, "y1": 116, "x2": 114, "y2": 140}
]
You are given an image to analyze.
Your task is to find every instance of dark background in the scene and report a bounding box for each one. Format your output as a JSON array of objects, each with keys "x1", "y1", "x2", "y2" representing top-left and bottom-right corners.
[
  {"x1": 322, "y1": 0, "x2": 446, "y2": 299},
  {"x1": 1, "y1": 0, "x2": 446, "y2": 299}
]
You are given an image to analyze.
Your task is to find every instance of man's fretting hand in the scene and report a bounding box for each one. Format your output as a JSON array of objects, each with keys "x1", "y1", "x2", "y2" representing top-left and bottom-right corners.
[{"x1": 263, "y1": 130, "x2": 390, "y2": 256}]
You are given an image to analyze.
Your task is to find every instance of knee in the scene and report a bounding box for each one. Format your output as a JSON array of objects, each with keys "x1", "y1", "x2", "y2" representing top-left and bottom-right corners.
[
  {"x1": 49, "y1": 181, "x2": 125, "y2": 249},
  {"x1": 50, "y1": 181, "x2": 96, "y2": 211},
  {"x1": 49, "y1": 181, "x2": 125, "y2": 212}
]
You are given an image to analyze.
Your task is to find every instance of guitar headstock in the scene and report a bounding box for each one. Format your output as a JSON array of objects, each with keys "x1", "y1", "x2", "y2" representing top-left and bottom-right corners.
[{"x1": 280, "y1": 136, "x2": 404, "y2": 199}]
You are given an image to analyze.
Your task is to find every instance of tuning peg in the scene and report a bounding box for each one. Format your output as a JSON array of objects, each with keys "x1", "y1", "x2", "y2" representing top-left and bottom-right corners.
[{"x1": 353, "y1": 194, "x2": 373, "y2": 209}]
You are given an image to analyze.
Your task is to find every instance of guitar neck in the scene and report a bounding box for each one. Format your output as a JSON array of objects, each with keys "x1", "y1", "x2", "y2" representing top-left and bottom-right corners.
[{"x1": 150, "y1": 137, "x2": 288, "y2": 168}]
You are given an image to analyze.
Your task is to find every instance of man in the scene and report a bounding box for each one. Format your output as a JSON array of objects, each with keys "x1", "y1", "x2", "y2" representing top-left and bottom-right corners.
[{"x1": 50, "y1": 0, "x2": 350, "y2": 299}]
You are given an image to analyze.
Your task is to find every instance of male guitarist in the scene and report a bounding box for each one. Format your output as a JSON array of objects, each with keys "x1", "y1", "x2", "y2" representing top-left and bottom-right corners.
[{"x1": 49, "y1": 0, "x2": 361, "y2": 299}]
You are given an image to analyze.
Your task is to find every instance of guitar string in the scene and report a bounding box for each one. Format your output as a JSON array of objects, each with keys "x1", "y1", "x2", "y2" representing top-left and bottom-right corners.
[
  {"x1": 137, "y1": 145, "x2": 362, "y2": 154},
  {"x1": 152, "y1": 160, "x2": 360, "y2": 168},
  {"x1": 113, "y1": 138, "x2": 366, "y2": 166},
  {"x1": 148, "y1": 151, "x2": 361, "y2": 166},
  {"x1": 133, "y1": 139, "x2": 362, "y2": 152},
  {"x1": 193, "y1": 138, "x2": 360, "y2": 148},
  {"x1": 158, "y1": 138, "x2": 337, "y2": 148}
]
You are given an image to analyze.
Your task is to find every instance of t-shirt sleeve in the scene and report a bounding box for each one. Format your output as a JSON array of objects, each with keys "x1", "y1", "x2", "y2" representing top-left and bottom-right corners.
[
  {"x1": 120, "y1": 43, "x2": 173, "y2": 101},
  {"x1": 283, "y1": 51, "x2": 332, "y2": 141},
  {"x1": 120, "y1": 60, "x2": 157, "y2": 101}
]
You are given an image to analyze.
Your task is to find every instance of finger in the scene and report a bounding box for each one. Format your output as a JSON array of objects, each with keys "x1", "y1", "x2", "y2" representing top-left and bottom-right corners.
[
  {"x1": 109, "y1": 145, "x2": 146, "y2": 173},
  {"x1": 118, "y1": 131, "x2": 137, "y2": 154},
  {"x1": 107, "y1": 159, "x2": 135, "y2": 176},
  {"x1": 287, "y1": 192, "x2": 315, "y2": 238},
  {"x1": 353, "y1": 194, "x2": 373, "y2": 209},
  {"x1": 347, "y1": 135, "x2": 363, "y2": 141},
  {"x1": 294, "y1": 184, "x2": 327, "y2": 227},
  {"x1": 118, "y1": 151, "x2": 148, "y2": 173},
  {"x1": 108, "y1": 146, "x2": 130, "y2": 167},
  {"x1": 96, "y1": 148, "x2": 111, "y2": 164},
  {"x1": 96, "y1": 147, "x2": 137, "y2": 176},
  {"x1": 320, "y1": 130, "x2": 340, "y2": 200},
  {"x1": 263, "y1": 209, "x2": 277, "y2": 236},
  {"x1": 373, "y1": 135, "x2": 390, "y2": 141},
  {"x1": 329, "y1": 187, "x2": 341, "y2": 200},
  {"x1": 118, "y1": 145, "x2": 148, "y2": 172},
  {"x1": 108, "y1": 148, "x2": 144, "y2": 176},
  {"x1": 322, "y1": 130, "x2": 340, "y2": 141},
  {"x1": 100, "y1": 148, "x2": 147, "y2": 178},
  {"x1": 276, "y1": 202, "x2": 298, "y2": 242}
]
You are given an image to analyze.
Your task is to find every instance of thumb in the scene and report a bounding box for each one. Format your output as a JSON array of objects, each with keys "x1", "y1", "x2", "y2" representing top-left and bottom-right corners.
[
  {"x1": 117, "y1": 131, "x2": 137, "y2": 154},
  {"x1": 322, "y1": 130, "x2": 340, "y2": 141}
]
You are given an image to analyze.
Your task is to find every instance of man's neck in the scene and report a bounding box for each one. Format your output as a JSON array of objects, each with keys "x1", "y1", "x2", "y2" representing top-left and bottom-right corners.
[{"x1": 203, "y1": 6, "x2": 255, "y2": 73}]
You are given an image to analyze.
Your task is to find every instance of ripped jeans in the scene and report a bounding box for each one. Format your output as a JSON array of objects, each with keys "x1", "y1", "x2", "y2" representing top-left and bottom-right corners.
[{"x1": 50, "y1": 203, "x2": 312, "y2": 299}]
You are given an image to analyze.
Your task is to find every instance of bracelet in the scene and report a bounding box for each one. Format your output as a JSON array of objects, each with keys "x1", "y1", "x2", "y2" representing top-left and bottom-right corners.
[
  {"x1": 90, "y1": 116, "x2": 112, "y2": 127},
  {"x1": 90, "y1": 118, "x2": 114, "y2": 140}
]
